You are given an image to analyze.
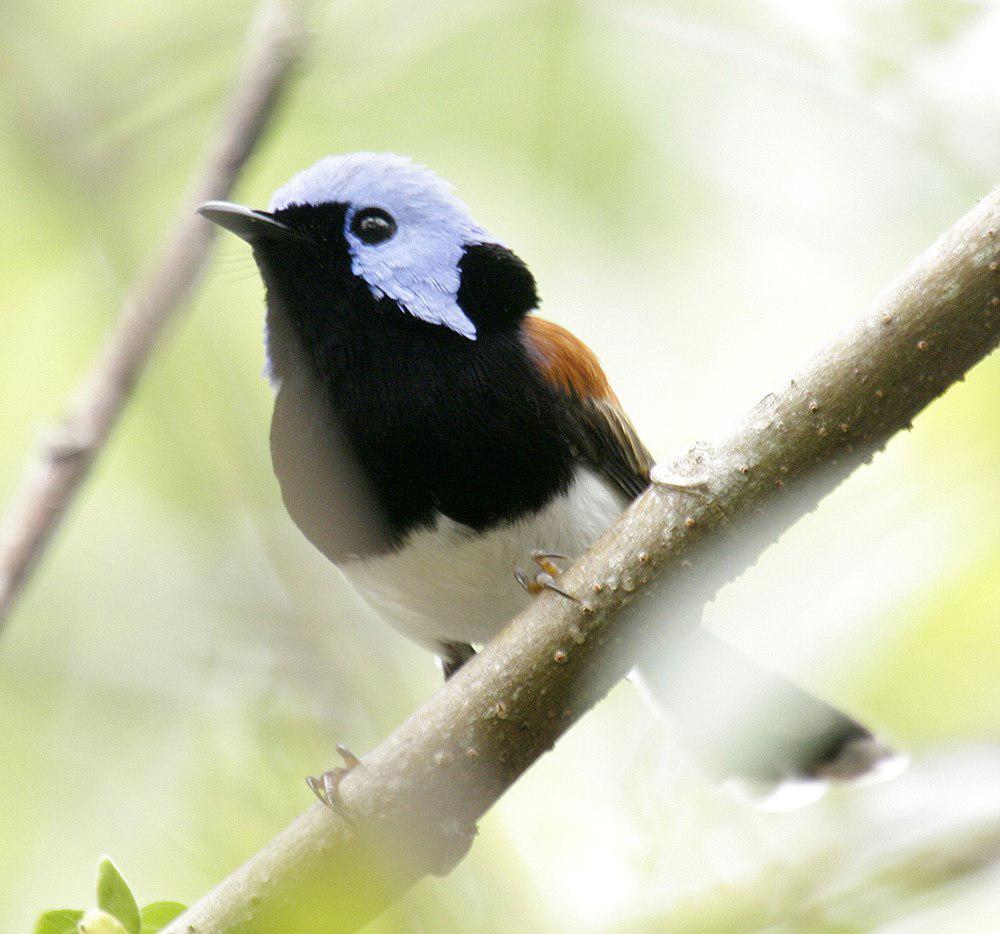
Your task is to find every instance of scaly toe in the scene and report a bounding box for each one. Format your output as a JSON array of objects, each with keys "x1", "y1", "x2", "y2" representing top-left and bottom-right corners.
[
  {"x1": 530, "y1": 551, "x2": 568, "y2": 577},
  {"x1": 515, "y1": 566, "x2": 543, "y2": 596}
]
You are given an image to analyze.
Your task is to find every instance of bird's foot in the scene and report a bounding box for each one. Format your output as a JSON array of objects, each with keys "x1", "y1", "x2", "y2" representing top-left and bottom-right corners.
[
  {"x1": 515, "y1": 550, "x2": 579, "y2": 603},
  {"x1": 306, "y1": 744, "x2": 361, "y2": 816}
]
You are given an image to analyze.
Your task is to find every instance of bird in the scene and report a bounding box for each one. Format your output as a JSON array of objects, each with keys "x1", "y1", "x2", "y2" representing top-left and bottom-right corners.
[{"x1": 198, "y1": 152, "x2": 903, "y2": 809}]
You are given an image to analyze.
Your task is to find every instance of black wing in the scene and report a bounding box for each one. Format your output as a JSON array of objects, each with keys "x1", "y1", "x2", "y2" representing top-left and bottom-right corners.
[{"x1": 522, "y1": 316, "x2": 653, "y2": 502}]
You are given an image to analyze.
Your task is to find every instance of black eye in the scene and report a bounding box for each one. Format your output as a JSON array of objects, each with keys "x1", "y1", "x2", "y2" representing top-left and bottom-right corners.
[{"x1": 350, "y1": 207, "x2": 397, "y2": 245}]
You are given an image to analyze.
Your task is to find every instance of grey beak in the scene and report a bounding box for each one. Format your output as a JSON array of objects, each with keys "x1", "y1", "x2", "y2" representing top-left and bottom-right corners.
[{"x1": 198, "y1": 200, "x2": 295, "y2": 242}]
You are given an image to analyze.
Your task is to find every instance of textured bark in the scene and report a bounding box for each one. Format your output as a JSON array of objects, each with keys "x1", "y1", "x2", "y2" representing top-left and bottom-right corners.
[
  {"x1": 165, "y1": 190, "x2": 1000, "y2": 933},
  {"x1": 0, "y1": 1, "x2": 307, "y2": 628}
]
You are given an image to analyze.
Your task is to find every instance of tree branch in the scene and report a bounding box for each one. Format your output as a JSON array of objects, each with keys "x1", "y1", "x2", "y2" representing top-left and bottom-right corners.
[
  {"x1": 0, "y1": 0, "x2": 308, "y2": 630},
  {"x1": 164, "y1": 185, "x2": 1000, "y2": 933}
]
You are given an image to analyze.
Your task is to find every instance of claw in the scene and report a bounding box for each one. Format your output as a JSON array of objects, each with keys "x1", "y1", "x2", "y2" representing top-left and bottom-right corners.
[
  {"x1": 306, "y1": 768, "x2": 350, "y2": 812},
  {"x1": 336, "y1": 743, "x2": 361, "y2": 769},
  {"x1": 307, "y1": 745, "x2": 360, "y2": 816},
  {"x1": 535, "y1": 571, "x2": 579, "y2": 603},
  {"x1": 516, "y1": 564, "x2": 579, "y2": 603}
]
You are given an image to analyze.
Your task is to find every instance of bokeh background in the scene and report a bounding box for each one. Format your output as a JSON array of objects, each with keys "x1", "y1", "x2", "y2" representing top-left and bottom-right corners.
[{"x1": 3, "y1": 0, "x2": 1000, "y2": 930}]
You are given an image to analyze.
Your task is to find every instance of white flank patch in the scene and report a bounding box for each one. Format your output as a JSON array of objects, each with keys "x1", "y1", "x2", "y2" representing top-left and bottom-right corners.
[{"x1": 341, "y1": 468, "x2": 626, "y2": 649}]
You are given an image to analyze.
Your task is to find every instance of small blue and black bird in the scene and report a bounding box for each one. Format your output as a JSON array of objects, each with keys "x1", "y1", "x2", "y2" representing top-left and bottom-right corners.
[{"x1": 199, "y1": 152, "x2": 900, "y2": 806}]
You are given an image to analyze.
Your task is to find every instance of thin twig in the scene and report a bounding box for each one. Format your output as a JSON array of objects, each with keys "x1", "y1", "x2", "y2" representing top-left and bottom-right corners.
[
  {"x1": 164, "y1": 191, "x2": 1000, "y2": 933},
  {"x1": 0, "y1": 0, "x2": 307, "y2": 629}
]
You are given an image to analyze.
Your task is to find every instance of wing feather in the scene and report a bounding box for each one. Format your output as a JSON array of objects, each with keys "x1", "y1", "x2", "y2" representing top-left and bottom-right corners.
[{"x1": 522, "y1": 317, "x2": 653, "y2": 500}]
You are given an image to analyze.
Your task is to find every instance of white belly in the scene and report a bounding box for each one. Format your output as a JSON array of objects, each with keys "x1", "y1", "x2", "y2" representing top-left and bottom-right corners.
[{"x1": 341, "y1": 468, "x2": 626, "y2": 649}]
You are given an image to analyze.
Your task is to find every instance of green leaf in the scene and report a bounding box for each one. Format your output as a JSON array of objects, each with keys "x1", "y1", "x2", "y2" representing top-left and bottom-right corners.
[
  {"x1": 139, "y1": 902, "x2": 187, "y2": 933},
  {"x1": 95, "y1": 858, "x2": 141, "y2": 934},
  {"x1": 33, "y1": 909, "x2": 84, "y2": 934}
]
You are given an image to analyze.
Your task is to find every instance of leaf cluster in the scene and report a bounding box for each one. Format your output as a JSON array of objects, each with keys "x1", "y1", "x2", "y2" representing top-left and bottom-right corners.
[{"x1": 35, "y1": 858, "x2": 185, "y2": 934}]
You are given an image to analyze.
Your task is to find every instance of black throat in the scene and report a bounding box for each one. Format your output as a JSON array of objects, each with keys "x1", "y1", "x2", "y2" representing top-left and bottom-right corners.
[{"x1": 256, "y1": 203, "x2": 578, "y2": 549}]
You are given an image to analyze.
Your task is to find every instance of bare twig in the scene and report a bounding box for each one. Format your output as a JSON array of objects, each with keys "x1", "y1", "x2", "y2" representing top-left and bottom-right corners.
[
  {"x1": 165, "y1": 190, "x2": 1000, "y2": 933},
  {"x1": 0, "y1": 0, "x2": 307, "y2": 629}
]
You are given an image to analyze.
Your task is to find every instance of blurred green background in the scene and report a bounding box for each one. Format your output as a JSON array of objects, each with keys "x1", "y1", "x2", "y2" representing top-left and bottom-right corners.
[{"x1": 2, "y1": 0, "x2": 999, "y2": 930}]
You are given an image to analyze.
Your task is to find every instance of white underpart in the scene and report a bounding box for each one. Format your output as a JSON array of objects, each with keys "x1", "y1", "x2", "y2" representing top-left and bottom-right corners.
[
  {"x1": 341, "y1": 468, "x2": 626, "y2": 650},
  {"x1": 269, "y1": 152, "x2": 488, "y2": 340}
]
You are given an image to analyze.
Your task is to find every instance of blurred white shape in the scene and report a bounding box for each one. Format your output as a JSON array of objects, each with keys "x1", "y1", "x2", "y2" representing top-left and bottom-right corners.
[
  {"x1": 725, "y1": 741, "x2": 909, "y2": 812},
  {"x1": 725, "y1": 775, "x2": 830, "y2": 812},
  {"x1": 851, "y1": 747, "x2": 911, "y2": 788}
]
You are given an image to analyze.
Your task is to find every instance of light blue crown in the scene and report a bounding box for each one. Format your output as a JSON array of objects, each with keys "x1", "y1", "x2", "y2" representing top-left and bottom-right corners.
[{"x1": 271, "y1": 152, "x2": 490, "y2": 340}]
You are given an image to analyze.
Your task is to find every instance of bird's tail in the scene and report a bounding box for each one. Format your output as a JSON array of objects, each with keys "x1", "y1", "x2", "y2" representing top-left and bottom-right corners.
[{"x1": 633, "y1": 628, "x2": 906, "y2": 810}]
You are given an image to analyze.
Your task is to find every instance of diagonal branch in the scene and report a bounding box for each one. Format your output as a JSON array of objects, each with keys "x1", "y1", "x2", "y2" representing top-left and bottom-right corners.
[
  {"x1": 0, "y1": 0, "x2": 308, "y2": 630},
  {"x1": 164, "y1": 187, "x2": 1000, "y2": 933}
]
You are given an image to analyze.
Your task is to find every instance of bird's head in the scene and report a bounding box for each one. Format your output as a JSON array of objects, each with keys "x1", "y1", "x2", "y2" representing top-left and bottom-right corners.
[{"x1": 199, "y1": 152, "x2": 538, "y2": 344}]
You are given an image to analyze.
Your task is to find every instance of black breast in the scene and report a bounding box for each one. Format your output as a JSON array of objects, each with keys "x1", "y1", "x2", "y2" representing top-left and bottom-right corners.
[
  {"x1": 266, "y1": 289, "x2": 578, "y2": 558},
  {"x1": 256, "y1": 201, "x2": 579, "y2": 558}
]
